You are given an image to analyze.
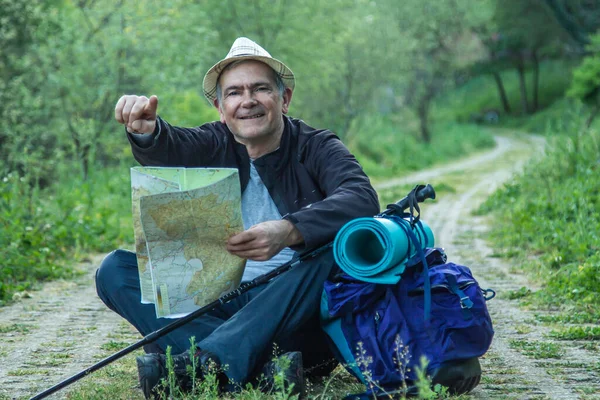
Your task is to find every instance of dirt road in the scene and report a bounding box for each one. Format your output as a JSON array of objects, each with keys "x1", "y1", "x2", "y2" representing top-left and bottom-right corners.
[{"x1": 1, "y1": 131, "x2": 598, "y2": 399}]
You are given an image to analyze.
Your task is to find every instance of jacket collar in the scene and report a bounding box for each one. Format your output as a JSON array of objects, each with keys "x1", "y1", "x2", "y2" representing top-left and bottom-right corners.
[{"x1": 249, "y1": 116, "x2": 293, "y2": 173}]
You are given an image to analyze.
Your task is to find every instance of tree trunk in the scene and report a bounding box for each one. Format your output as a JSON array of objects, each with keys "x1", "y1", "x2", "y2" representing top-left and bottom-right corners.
[
  {"x1": 417, "y1": 99, "x2": 431, "y2": 143},
  {"x1": 532, "y1": 50, "x2": 540, "y2": 113},
  {"x1": 586, "y1": 106, "x2": 599, "y2": 128},
  {"x1": 416, "y1": 79, "x2": 438, "y2": 143},
  {"x1": 516, "y1": 59, "x2": 530, "y2": 114},
  {"x1": 492, "y1": 71, "x2": 511, "y2": 113}
]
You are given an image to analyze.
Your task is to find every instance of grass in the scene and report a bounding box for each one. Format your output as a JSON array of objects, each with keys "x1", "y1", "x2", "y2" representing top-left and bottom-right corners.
[
  {"x1": 514, "y1": 324, "x2": 534, "y2": 335},
  {"x1": 535, "y1": 311, "x2": 600, "y2": 325},
  {"x1": 509, "y1": 339, "x2": 564, "y2": 359},
  {"x1": 8, "y1": 368, "x2": 52, "y2": 376},
  {"x1": 100, "y1": 341, "x2": 132, "y2": 351},
  {"x1": 64, "y1": 341, "x2": 464, "y2": 400},
  {"x1": 0, "y1": 323, "x2": 34, "y2": 334},
  {"x1": 548, "y1": 326, "x2": 600, "y2": 341},
  {"x1": 505, "y1": 287, "x2": 533, "y2": 301}
]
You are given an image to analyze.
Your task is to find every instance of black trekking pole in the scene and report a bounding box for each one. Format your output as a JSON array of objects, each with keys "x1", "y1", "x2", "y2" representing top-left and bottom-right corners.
[{"x1": 30, "y1": 184, "x2": 435, "y2": 400}]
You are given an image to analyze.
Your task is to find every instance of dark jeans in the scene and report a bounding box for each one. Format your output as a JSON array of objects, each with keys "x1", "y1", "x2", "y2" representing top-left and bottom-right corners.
[{"x1": 95, "y1": 249, "x2": 337, "y2": 386}]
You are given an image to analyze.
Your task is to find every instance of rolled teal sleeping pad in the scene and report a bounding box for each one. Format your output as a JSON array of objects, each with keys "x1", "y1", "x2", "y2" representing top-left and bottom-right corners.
[{"x1": 333, "y1": 217, "x2": 434, "y2": 284}]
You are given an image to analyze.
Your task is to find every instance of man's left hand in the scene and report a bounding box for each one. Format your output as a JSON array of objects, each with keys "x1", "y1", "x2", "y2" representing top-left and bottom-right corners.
[{"x1": 227, "y1": 220, "x2": 303, "y2": 261}]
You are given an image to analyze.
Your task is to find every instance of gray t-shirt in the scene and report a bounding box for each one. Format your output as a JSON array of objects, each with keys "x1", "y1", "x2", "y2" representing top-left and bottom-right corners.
[{"x1": 241, "y1": 162, "x2": 295, "y2": 282}]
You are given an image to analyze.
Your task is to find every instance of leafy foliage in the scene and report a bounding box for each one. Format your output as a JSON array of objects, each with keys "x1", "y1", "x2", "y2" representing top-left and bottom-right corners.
[
  {"x1": 568, "y1": 32, "x2": 600, "y2": 126},
  {"x1": 0, "y1": 167, "x2": 131, "y2": 303}
]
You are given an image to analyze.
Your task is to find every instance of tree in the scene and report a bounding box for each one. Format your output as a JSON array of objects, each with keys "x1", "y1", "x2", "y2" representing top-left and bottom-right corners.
[
  {"x1": 493, "y1": 0, "x2": 573, "y2": 114},
  {"x1": 0, "y1": 0, "x2": 62, "y2": 183},
  {"x1": 386, "y1": 0, "x2": 490, "y2": 142}
]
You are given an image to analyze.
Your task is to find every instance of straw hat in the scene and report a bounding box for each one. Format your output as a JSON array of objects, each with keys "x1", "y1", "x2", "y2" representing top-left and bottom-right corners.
[{"x1": 202, "y1": 37, "x2": 295, "y2": 102}]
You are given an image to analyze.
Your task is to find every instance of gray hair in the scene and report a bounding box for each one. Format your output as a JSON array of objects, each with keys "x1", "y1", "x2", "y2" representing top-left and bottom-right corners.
[{"x1": 215, "y1": 60, "x2": 286, "y2": 104}]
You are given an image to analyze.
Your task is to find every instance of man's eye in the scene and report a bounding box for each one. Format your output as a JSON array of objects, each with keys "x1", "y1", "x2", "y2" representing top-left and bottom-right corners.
[
  {"x1": 256, "y1": 87, "x2": 269, "y2": 92},
  {"x1": 227, "y1": 91, "x2": 239, "y2": 97}
]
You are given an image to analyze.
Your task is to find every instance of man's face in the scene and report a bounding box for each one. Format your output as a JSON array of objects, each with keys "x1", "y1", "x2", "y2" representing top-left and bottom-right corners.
[{"x1": 215, "y1": 61, "x2": 292, "y2": 145}]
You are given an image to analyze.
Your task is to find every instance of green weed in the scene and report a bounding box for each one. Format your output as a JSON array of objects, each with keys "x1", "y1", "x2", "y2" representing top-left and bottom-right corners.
[
  {"x1": 8, "y1": 368, "x2": 52, "y2": 376},
  {"x1": 548, "y1": 326, "x2": 600, "y2": 341},
  {"x1": 100, "y1": 341, "x2": 131, "y2": 352},
  {"x1": 506, "y1": 287, "x2": 532, "y2": 300},
  {"x1": 514, "y1": 324, "x2": 534, "y2": 334},
  {"x1": 509, "y1": 339, "x2": 564, "y2": 359},
  {"x1": 535, "y1": 311, "x2": 600, "y2": 324},
  {"x1": 0, "y1": 323, "x2": 33, "y2": 334}
]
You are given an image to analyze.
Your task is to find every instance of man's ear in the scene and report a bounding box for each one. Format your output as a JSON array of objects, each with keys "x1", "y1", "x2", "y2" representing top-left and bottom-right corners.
[
  {"x1": 281, "y1": 88, "x2": 293, "y2": 114},
  {"x1": 213, "y1": 98, "x2": 226, "y2": 124}
]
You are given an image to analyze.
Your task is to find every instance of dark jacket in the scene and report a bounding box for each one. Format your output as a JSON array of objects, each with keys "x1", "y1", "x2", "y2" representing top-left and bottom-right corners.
[{"x1": 128, "y1": 115, "x2": 380, "y2": 251}]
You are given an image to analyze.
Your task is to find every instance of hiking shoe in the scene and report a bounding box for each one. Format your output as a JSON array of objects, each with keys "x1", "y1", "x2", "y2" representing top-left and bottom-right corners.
[
  {"x1": 431, "y1": 357, "x2": 482, "y2": 395},
  {"x1": 261, "y1": 351, "x2": 305, "y2": 398},
  {"x1": 136, "y1": 348, "x2": 220, "y2": 399}
]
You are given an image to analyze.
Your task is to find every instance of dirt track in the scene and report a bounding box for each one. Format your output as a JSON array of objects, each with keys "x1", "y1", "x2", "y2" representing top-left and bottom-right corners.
[{"x1": 1, "y1": 131, "x2": 598, "y2": 399}]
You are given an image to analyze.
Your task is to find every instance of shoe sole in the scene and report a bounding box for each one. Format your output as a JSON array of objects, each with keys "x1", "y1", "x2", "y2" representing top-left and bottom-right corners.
[{"x1": 432, "y1": 357, "x2": 482, "y2": 394}]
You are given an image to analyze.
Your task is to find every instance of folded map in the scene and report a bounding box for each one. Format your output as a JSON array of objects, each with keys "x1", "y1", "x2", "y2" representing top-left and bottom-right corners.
[{"x1": 131, "y1": 167, "x2": 245, "y2": 318}]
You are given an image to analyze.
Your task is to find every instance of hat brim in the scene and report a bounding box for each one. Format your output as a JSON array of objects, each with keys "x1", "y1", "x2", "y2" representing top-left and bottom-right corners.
[{"x1": 202, "y1": 55, "x2": 295, "y2": 103}]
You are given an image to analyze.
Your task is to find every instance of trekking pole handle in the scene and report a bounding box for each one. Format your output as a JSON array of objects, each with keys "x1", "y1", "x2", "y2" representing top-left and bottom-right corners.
[{"x1": 381, "y1": 184, "x2": 436, "y2": 216}]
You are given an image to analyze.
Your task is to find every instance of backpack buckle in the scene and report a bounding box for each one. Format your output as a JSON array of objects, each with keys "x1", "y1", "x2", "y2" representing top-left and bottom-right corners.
[{"x1": 460, "y1": 296, "x2": 474, "y2": 309}]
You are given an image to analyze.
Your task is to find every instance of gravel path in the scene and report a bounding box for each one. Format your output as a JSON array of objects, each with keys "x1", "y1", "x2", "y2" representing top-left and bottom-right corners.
[
  {"x1": 0, "y1": 254, "x2": 138, "y2": 400},
  {"x1": 2, "y1": 132, "x2": 598, "y2": 399}
]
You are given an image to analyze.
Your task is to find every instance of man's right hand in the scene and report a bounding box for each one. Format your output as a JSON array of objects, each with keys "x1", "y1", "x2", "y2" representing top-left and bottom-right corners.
[{"x1": 115, "y1": 95, "x2": 159, "y2": 134}]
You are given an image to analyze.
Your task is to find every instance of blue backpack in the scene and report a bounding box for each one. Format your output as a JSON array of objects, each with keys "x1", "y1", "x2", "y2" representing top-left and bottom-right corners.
[{"x1": 320, "y1": 247, "x2": 495, "y2": 397}]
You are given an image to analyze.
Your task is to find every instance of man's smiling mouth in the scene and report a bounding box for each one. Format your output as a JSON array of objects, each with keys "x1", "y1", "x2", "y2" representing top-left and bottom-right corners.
[{"x1": 239, "y1": 114, "x2": 265, "y2": 120}]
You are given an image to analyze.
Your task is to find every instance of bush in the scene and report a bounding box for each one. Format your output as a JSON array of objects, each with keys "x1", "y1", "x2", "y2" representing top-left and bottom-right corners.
[{"x1": 0, "y1": 164, "x2": 132, "y2": 303}]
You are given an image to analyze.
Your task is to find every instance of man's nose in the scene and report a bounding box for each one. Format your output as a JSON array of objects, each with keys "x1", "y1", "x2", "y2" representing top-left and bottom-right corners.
[{"x1": 241, "y1": 91, "x2": 258, "y2": 107}]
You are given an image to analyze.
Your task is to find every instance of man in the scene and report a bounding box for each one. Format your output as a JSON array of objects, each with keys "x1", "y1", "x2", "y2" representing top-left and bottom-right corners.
[{"x1": 96, "y1": 37, "x2": 379, "y2": 398}]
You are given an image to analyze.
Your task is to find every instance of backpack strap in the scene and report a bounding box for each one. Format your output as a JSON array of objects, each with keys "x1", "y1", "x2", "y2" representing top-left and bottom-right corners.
[
  {"x1": 404, "y1": 221, "x2": 431, "y2": 321},
  {"x1": 385, "y1": 215, "x2": 431, "y2": 321},
  {"x1": 384, "y1": 185, "x2": 433, "y2": 321},
  {"x1": 446, "y1": 274, "x2": 474, "y2": 319}
]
